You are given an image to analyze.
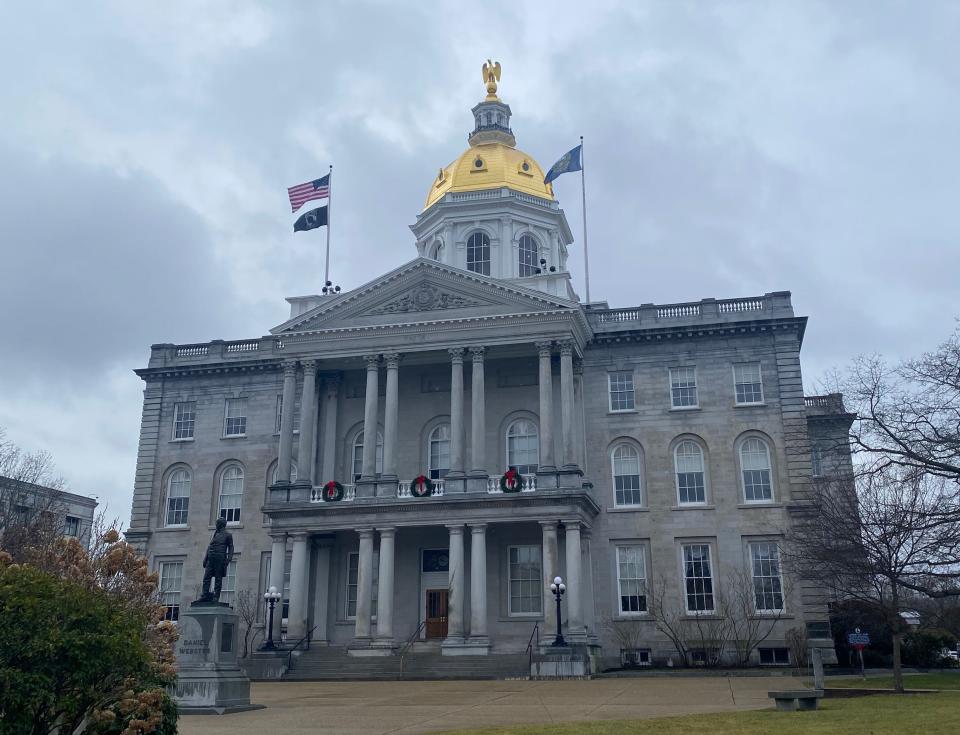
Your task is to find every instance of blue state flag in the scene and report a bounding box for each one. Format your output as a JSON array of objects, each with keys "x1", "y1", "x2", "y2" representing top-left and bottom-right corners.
[{"x1": 544, "y1": 144, "x2": 582, "y2": 184}]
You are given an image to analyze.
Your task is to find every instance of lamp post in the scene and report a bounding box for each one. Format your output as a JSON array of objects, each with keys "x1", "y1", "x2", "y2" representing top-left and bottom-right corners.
[
  {"x1": 550, "y1": 575, "x2": 567, "y2": 647},
  {"x1": 262, "y1": 585, "x2": 282, "y2": 650}
]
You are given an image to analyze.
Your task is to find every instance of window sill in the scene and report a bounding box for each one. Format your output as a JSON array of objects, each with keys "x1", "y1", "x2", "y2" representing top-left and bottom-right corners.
[
  {"x1": 671, "y1": 504, "x2": 715, "y2": 511},
  {"x1": 682, "y1": 613, "x2": 721, "y2": 620},
  {"x1": 734, "y1": 402, "x2": 766, "y2": 408},
  {"x1": 169, "y1": 438, "x2": 194, "y2": 443},
  {"x1": 157, "y1": 526, "x2": 191, "y2": 532},
  {"x1": 670, "y1": 406, "x2": 700, "y2": 412},
  {"x1": 753, "y1": 613, "x2": 794, "y2": 620},
  {"x1": 221, "y1": 434, "x2": 247, "y2": 440},
  {"x1": 613, "y1": 613, "x2": 652, "y2": 620},
  {"x1": 737, "y1": 502, "x2": 783, "y2": 509},
  {"x1": 607, "y1": 409, "x2": 637, "y2": 415},
  {"x1": 607, "y1": 506, "x2": 649, "y2": 513},
  {"x1": 500, "y1": 614, "x2": 544, "y2": 622},
  {"x1": 209, "y1": 523, "x2": 243, "y2": 529}
]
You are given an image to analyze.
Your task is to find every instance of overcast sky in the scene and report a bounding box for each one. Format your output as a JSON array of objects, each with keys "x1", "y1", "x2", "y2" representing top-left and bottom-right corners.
[{"x1": 0, "y1": 1, "x2": 957, "y2": 523}]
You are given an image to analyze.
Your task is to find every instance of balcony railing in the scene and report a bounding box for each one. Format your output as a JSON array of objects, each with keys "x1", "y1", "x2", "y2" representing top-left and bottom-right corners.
[
  {"x1": 398, "y1": 479, "x2": 446, "y2": 498},
  {"x1": 303, "y1": 475, "x2": 543, "y2": 503},
  {"x1": 487, "y1": 475, "x2": 537, "y2": 493},
  {"x1": 591, "y1": 292, "x2": 793, "y2": 330}
]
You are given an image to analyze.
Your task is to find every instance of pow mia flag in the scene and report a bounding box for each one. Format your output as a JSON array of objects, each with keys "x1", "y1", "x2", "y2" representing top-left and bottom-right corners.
[{"x1": 293, "y1": 205, "x2": 328, "y2": 233}]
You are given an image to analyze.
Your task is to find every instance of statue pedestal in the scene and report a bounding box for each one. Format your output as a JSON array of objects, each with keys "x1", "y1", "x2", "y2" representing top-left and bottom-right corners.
[{"x1": 172, "y1": 602, "x2": 263, "y2": 714}]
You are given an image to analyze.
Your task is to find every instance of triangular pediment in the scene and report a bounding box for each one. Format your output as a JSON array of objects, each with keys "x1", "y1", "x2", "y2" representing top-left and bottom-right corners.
[{"x1": 272, "y1": 258, "x2": 577, "y2": 334}]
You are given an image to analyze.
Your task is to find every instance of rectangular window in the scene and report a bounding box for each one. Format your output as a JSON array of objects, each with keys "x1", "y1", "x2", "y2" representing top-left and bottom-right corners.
[
  {"x1": 64, "y1": 516, "x2": 80, "y2": 537},
  {"x1": 159, "y1": 561, "x2": 183, "y2": 622},
  {"x1": 508, "y1": 545, "x2": 542, "y2": 615},
  {"x1": 682, "y1": 544, "x2": 715, "y2": 613},
  {"x1": 220, "y1": 560, "x2": 238, "y2": 606},
  {"x1": 275, "y1": 395, "x2": 301, "y2": 434},
  {"x1": 173, "y1": 401, "x2": 196, "y2": 440},
  {"x1": 223, "y1": 398, "x2": 247, "y2": 437},
  {"x1": 620, "y1": 648, "x2": 652, "y2": 667},
  {"x1": 608, "y1": 371, "x2": 636, "y2": 411},
  {"x1": 811, "y1": 446, "x2": 823, "y2": 477},
  {"x1": 616, "y1": 545, "x2": 647, "y2": 614},
  {"x1": 670, "y1": 367, "x2": 698, "y2": 408},
  {"x1": 734, "y1": 363, "x2": 763, "y2": 405},
  {"x1": 264, "y1": 555, "x2": 291, "y2": 622},
  {"x1": 759, "y1": 647, "x2": 790, "y2": 665},
  {"x1": 345, "y1": 552, "x2": 378, "y2": 619},
  {"x1": 750, "y1": 542, "x2": 785, "y2": 612}
]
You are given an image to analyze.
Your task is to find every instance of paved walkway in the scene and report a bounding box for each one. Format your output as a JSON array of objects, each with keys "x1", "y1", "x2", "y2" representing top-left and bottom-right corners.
[{"x1": 179, "y1": 676, "x2": 801, "y2": 735}]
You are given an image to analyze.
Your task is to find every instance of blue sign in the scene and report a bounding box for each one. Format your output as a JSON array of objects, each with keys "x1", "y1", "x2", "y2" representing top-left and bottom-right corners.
[{"x1": 847, "y1": 632, "x2": 870, "y2": 646}]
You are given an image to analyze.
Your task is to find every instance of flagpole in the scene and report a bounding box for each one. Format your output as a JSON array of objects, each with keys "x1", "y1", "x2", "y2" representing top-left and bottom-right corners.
[
  {"x1": 324, "y1": 164, "x2": 333, "y2": 287},
  {"x1": 579, "y1": 135, "x2": 591, "y2": 305}
]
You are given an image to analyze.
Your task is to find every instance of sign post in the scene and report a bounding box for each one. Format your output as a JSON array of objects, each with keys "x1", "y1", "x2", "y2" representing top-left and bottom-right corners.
[{"x1": 847, "y1": 628, "x2": 871, "y2": 680}]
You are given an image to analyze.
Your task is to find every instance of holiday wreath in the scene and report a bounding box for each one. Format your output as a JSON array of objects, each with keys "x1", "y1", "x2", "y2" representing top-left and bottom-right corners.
[
  {"x1": 410, "y1": 474, "x2": 434, "y2": 497},
  {"x1": 500, "y1": 468, "x2": 523, "y2": 493},
  {"x1": 322, "y1": 480, "x2": 344, "y2": 502}
]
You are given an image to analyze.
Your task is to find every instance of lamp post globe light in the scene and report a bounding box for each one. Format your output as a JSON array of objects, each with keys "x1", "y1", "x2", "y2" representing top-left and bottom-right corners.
[
  {"x1": 262, "y1": 585, "x2": 282, "y2": 650},
  {"x1": 550, "y1": 575, "x2": 567, "y2": 647}
]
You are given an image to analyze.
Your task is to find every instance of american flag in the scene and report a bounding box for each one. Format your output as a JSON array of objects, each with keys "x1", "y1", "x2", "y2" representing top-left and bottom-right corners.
[{"x1": 287, "y1": 173, "x2": 330, "y2": 213}]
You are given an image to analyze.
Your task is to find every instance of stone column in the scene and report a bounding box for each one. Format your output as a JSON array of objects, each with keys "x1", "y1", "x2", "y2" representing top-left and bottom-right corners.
[
  {"x1": 573, "y1": 361, "x2": 585, "y2": 472},
  {"x1": 469, "y1": 524, "x2": 489, "y2": 649},
  {"x1": 360, "y1": 355, "x2": 380, "y2": 481},
  {"x1": 311, "y1": 540, "x2": 332, "y2": 643},
  {"x1": 558, "y1": 341, "x2": 577, "y2": 471},
  {"x1": 536, "y1": 342, "x2": 556, "y2": 471},
  {"x1": 448, "y1": 348, "x2": 465, "y2": 478},
  {"x1": 286, "y1": 532, "x2": 310, "y2": 640},
  {"x1": 320, "y1": 374, "x2": 341, "y2": 482},
  {"x1": 540, "y1": 521, "x2": 559, "y2": 638},
  {"x1": 353, "y1": 528, "x2": 375, "y2": 644},
  {"x1": 444, "y1": 525, "x2": 465, "y2": 646},
  {"x1": 582, "y1": 529, "x2": 598, "y2": 641},
  {"x1": 469, "y1": 347, "x2": 487, "y2": 476},
  {"x1": 296, "y1": 360, "x2": 318, "y2": 486},
  {"x1": 563, "y1": 521, "x2": 584, "y2": 640},
  {"x1": 382, "y1": 353, "x2": 401, "y2": 481},
  {"x1": 277, "y1": 361, "x2": 298, "y2": 484},
  {"x1": 374, "y1": 528, "x2": 396, "y2": 647},
  {"x1": 268, "y1": 534, "x2": 287, "y2": 642}
]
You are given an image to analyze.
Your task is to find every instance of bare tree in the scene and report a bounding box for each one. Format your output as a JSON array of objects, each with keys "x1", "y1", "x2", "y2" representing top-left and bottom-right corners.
[
  {"x1": 724, "y1": 568, "x2": 790, "y2": 666},
  {"x1": 0, "y1": 426, "x2": 68, "y2": 541},
  {"x1": 604, "y1": 619, "x2": 648, "y2": 667},
  {"x1": 235, "y1": 588, "x2": 262, "y2": 658},
  {"x1": 788, "y1": 468, "x2": 960, "y2": 692},
  {"x1": 649, "y1": 575, "x2": 690, "y2": 666}
]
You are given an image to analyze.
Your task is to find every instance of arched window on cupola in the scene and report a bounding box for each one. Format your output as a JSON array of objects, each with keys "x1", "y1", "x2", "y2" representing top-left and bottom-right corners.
[
  {"x1": 518, "y1": 234, "x2": 538, "y2": 277},
  {"x1": 466, "y1": 231, "x2": 491, "y2": 275}
]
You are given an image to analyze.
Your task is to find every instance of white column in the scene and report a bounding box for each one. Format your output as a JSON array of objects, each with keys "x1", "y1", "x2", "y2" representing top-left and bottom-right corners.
[
  {"x1": 564, "y1": 521, "x2": 583, "y2": 639},
  {"x1": 268, "y1": 534, "x2": 287, "y2": 642},
  {"x1": 448, "y1": 348, "x2": 465, "y2": 477},
  {"x1": 354, "y1": 528, "x2": 375, "y2": 642},
  {"x1": 297, "y1": 360, "x2": 318, "y2": 485},
  {"x1": 540, "y1": 520, "x2": 559, "y2": 638},
  {"x1": 469, "y1": 524, "x2": 488, "y2": 642},
  {"x1": 470, "y1": 347, "x2": 486, "y2": 475},
  {"x1": 573, "y1": 361, "x2": 585, "y2": 472},
  {"x1": 445, "y1": 525, "x2": 465, "y2": 642},
  {"x1": 277, "y1": 361, "x2": 298, "y2": 484},
  {"x1": 320, "y1": 374, "x2": 341, "y2": 482},
  {"x1": 286, "y1": 532, "x2": 310, "y2": 640},
  {"x1": 536, "y1": 342, "x2": 556, "y2": 471},
  {"x1": 558, "y1": 341, "x2": 577, "y2": 470},
  {"x1": 374, "y1": 528, "x2": 396, "y2": 645},
  {"x1": 360, "y1": 355, "x2": 380, "y2": 481},
  {"x1": 382, "y1": 353, "x2": 401, "y2": 480},
  {"x1": 582, "y1": 530, "x2": 598, "y2": 641},
  {"x1": 311, "y1": 542, "x2": 332, "y2": 643}
]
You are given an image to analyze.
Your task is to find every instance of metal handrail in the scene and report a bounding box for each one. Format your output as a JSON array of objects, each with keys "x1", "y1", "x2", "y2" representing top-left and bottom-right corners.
[
  {"x1": 398, "y1": 621, "x2": 426, "y2": 678},
  {"x1": 286, "y1": 625, "x2": 317, "y2": 670},
  {"x1": 525, "y1": 621, "x2": 540, "y2": 671}
]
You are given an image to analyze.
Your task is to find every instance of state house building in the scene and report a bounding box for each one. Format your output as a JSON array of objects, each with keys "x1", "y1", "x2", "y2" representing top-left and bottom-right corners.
[{"x1": 126, "y1": 71, "x2": 850, "y2": 674}]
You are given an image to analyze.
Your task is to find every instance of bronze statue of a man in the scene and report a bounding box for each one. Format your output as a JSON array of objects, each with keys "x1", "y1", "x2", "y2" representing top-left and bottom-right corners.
[{"x1": 200, "y1": 517, "x2": 234, "y2": 603}]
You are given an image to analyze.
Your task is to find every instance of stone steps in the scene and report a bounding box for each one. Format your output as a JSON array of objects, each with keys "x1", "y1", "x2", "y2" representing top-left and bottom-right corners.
[{"x1": 283, "y1": 648, "x2": 529, "y2": 681}]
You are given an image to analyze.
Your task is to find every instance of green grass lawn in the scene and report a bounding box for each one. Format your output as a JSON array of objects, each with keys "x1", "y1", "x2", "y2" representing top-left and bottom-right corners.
[
  {"x1": 824, "y1": 671, "x2": 960, "y2": 690},
  {"x1": 439, "y1": 692, "x2": 960, "y2": 735}
]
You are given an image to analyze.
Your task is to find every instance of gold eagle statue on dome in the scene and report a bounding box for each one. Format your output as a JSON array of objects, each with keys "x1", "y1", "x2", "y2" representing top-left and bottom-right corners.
[{"x1": 482, "y1": 59, "x2": 501, "y2": 98}]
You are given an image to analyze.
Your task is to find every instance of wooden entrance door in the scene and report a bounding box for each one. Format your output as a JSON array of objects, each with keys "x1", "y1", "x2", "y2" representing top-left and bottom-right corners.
[{"x1": 425, "y1": 589, "x2": 448, "y2": 639}]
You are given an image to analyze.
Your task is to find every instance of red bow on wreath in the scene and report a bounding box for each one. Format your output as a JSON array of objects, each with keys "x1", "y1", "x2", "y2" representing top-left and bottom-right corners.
[
  {"x1": 504, "y1": 469, "x2": 519, "y2": 490},
  {"x1": 411, "y1": 474, "x2": 433, "y2": 497},
  {"x1": 324, "y1": 481, "x2": 342, "y2": 501}
]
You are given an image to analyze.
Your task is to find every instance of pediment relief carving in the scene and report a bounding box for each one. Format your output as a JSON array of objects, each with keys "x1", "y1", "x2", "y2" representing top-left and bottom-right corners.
[{"x1": 363, "y1": 284, "x2": 481, "y2": 316}]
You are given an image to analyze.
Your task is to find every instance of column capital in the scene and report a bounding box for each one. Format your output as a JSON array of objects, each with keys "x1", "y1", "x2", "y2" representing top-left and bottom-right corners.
[
  {"x1": 562, "y1": 520, "x2": 581, "y2": 531},
  {"x1": 376, "y1": 526, "x2": 397, "y2": 537},
  {"x1": 301, "y1": 358, "x2": 318, "y2": 373},
  {"x1": 268, "y1": 532, "x2": 288, "y2": 543},
  {"x1": 446, "y1": 523, "x2": 465, "y2": 534},
  {"x1": 448, "y1": 347, "x2": 465, "y2": 363},
  {"x1": 535, "y1": 341, "x2": 553, "y2": 357},
  {"x1": 469, "y1": 523, "x2": 488, "y2": 533},
  {"x1": 357, "y1": 527, "x2": 375, "y2": 539},
  {"x1": 573, "y1": 360, "x2": 584, "y2": 376},
  {"x1": 557, "y1": 340, "x2": 575, "y2": 357},
  {"x1": 363, "y1": 354, "x2": 380, "y2": 370},
  {"x1": 383, "y1": 352, "x2": 402, "y2": 369},
  {"x1": 282, "y1": 361, "x2": 299, "y2": 378},
  {"x1": 469, "y1": 345, "x2": 486, "y2": 361},
  {"x1": 538, "y1": 519, "x2": 559, "y2": 530},
  {"x1": 324, "y1": 372, "x2": 342, "y2": 394},
  {"x1": 289, "y1": 530, "x2": 310, "y2": 540}
]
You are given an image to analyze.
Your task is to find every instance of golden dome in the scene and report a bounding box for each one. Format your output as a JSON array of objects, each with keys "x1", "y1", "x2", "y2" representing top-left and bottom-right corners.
[{"x1": 424, "y1": 142, "x2": 555, "y2": 210}]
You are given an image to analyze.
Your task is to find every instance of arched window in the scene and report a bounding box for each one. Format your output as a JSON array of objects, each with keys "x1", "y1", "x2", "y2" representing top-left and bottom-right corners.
[
  {"x1": 740, "y1": 437, "x2": 773, "y2": 502},
  {"x1": 165, "y1": 467, "x2": 191, "y2": 527},
  {"x1": 352, "y1": 431, "x2": 383, "y2": 481},
  {"x1": 466, "y1": 232, "x2": 491, "y2": 275},
  {"x1": 428, "y1": 424, "x2": 451, "y2": 479},
  {"x1": 611, "y1": 444, "x2": 642, "y2": 507},
  {"x1": 674, "y1": 441, "x2": 706, "y2": 505},
  {"x1": 218, "y1": 464, "x2": 244, "y2": 524},
  {"x1": 518, "y1": 234, "x2": 537, "y2": 277},
  {"x1": 271, "y1": 461, "x2": 298, "y2": 485},
  {"x1": 506, "y1": 419, "x2": 539, "y2": 475}
]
